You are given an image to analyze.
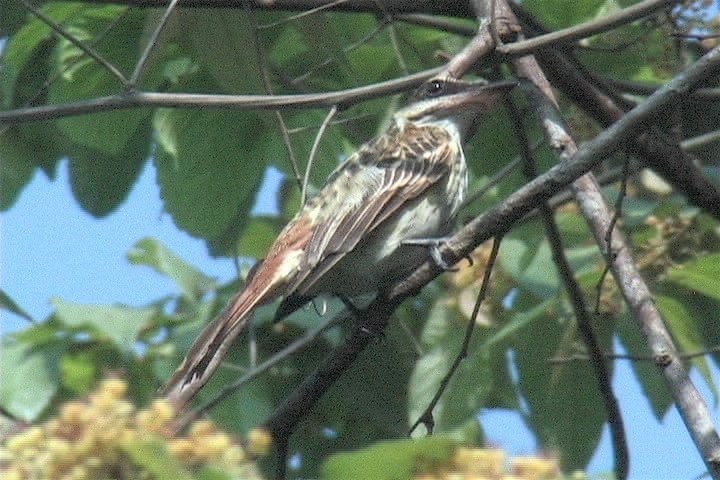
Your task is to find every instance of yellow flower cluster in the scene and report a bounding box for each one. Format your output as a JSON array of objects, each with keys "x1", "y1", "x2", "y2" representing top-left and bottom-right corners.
[
  {"x1": 0, "y1": 378, "x2": 260, "y2": 480},
  {"x1": 416, "y1": 447, "x2": 572, "y2": 480}
]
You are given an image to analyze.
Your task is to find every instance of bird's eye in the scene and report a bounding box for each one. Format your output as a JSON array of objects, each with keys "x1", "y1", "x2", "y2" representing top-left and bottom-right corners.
[{"x1": 424, "y1": 79, "x2": 445, "y2": 97}]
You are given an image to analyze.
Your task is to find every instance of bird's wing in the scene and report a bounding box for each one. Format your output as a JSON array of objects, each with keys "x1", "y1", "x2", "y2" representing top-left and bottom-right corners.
[{"x1": 287, "y1": 127, "x2": 456, "y2": 296}]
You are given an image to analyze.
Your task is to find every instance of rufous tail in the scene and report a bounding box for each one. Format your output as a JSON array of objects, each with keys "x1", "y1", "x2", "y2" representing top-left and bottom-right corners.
[{"x1": 160, "y1": 278, "x2": 278, "y2": 411}]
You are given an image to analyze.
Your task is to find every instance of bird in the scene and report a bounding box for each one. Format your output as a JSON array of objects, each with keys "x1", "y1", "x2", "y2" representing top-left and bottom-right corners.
[{"x1": 160, "y1": 77, "x2": 516, "y2": 411}]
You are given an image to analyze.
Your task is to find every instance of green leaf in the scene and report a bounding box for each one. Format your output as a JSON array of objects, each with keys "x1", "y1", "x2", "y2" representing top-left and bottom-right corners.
[
  {"x1": 234, "y1": 216, "x2": 283, "y2": 259},
  {"x1": 154, "y1": 107, "x2": 268, "y2": 239},
  {"x1": 500, "y1": 238, "x2": 559, "y2": 298},
  {"x1": 616, "y1": 313, "x2": 673, "y2": 420},
  {"x1": 48, "y1": 7, "x2": 157, "y2": 155},
  {"x1": 408, "y1": 302, "x2": 465, "y2": 430},
  {"x1": 408, "y1": 297, "x2": 517, "y2": 433},
  {"x1": 0, "y1": 2, "x2": 86, "y2": 103},
  {"x1": 128, "y1": 237, "x2": 216, "y2": 300},
  {"x1": 0, "y1": 288, "x2": 33, "y2": 322},
  {"x1": 121, "y1": 437, "x2": 195, "y2": 480},
  {"x1": 524, "y1": 0, "x2": 605, "y2": 29},
  {"x1": 0, "y1": 0, "x2": 29, "y2": 37},
  {"x1": 666, "y1": 254, "x2": 720, "y2": 303},
  {"x1": 0, "y1": 340, "x2": 65, "y2": 421},
  {"x1": 513, "y1": 303, "x2": 610, "y2": 471},
  {"x1": 656, "y1": 294, "x2": 717, "y2": 401},
  {"x1": 52, "y1": 298, "x2": 158, "y2": 352},
  {"x1": 322, "y1": 436, "x2": 459, "y2": 480},
  {"x1": 66, "y1": 119, "x2": 150, "y2": 216},
  {"x1": 0, "y1": 125, "x2": 46, "y2": 210},
  {"x1": 294, "y1": 13, "x2": 354, "y2": 81},
  {"x1": 61, "y1": 350, "x2": 99, "y2": 395},
  {"x1": 184, "y1": 9, "x2": 263, "y2": 94}
]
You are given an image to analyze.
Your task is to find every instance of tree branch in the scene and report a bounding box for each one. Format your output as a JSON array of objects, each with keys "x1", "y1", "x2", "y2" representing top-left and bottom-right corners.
[
  {"x1": 70, "y1": 0, "x2": 474, "y2": 17},
  {"x1": 535, "y1": 47, "x2": 720, "y2": 222},
  {"x1": 0, "y1": 68, "x2": 441, "y2": 124},
  {"x1": 499, "y1": 0, "x2": 676, "y2": 57},
  {"x1": 475, "y1": 1, "x2": 628, "y2": 476}
]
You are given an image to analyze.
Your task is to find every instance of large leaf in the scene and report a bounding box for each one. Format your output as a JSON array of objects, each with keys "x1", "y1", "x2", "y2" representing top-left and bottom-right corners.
[
  {"x1": 0, "y1": 0, "x2": 29, "y2": 38},
  {"x1": 293, "y1": 13, "x2": 354, "y2": 83},
  {"x1": 656, "y1": 294, "x2": 716, "y2": 401},
  {"x1": 513, "y1": 302, "x2": 611, "y2": 471},
  {"x1": 128, "y1": 237, "x2": 216, "y2": 300},
  {"x1": 0, "y1": 340, "x2": 65, "y2": 421},
  {"x1": 154, "y1": 107, "x2": 268, "y2": 239},
  {"x1": 122, "y1": 437, "x2": 195, "y2": 480},
  {"x1": 616, "y1": 313, "x2": 673, "y2": 420},
  {"x1": 65, "y1": 117, "x2": 151, "y2": 216},
  {"x1": 322, "y1": 436, "x2": 459, "y2": 480},
  {"x1": 1, "y1": 37, "x2": 62, "y2": 209},
  {"x1": 184, "y1": 9, "x2": 263, "y2": 95},
  {"x1": 524, "y1": 0, "x2": 605, "y2": 29},
  {"x1": 500, "y1": 238, "x2": 560, "y2": 298},
  {"x1": 0, "y1": 288, "x2": 33, "y2": 322},
  {"x1": 48, "y1": 7, "x2": 158, "y2": 155},
  {"x1": 666, "y1": 254, "x2": 720, "y2": 303},
  {"x1": 408, "y1": 296, "x2": 519, "y2": 434},
  {"x1": 234, "y1": 215, "x2": 284, "y2": 259},
  {"x1": 0, "y1": 2, "x2": 86, "y2": 104},
  {"x1": 52, "y1": 298, "x2": 158, "y2": 352},
  {"x1": 0, "y1": 126, "x2": 37, "y2": 210}
]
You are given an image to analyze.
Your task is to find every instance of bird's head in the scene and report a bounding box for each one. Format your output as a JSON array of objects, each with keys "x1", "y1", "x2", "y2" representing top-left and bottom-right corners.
[{"x1": 394, "y1": 77, "x2": 516, "y2": 140}]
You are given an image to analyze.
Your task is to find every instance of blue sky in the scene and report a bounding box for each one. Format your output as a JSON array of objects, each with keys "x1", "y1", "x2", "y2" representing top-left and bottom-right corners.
[{"x1": 3, "y1": 158, "x2": 718, "y2": 479}]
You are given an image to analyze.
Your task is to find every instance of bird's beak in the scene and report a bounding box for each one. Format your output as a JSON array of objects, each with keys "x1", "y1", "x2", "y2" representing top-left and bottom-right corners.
[{"x1": 434, "y1": 80, "x2": 517, "y2": 116}]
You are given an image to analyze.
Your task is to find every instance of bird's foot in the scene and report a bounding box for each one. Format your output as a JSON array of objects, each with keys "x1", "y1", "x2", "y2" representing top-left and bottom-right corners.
[{"x1": 403, "y1": 237, "x2": 459, "y2": 271}]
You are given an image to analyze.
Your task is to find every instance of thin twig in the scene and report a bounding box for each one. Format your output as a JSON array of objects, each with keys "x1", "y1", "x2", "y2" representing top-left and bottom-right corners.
[
  {"x1": 386, "y1": 17, "x2": 410, "y2": 74},
  {"x1": 19, "y1": 0, "x2": 130, "y2": 88},
  {"x1": 594, "y1": 154, "x2": 631, "y2": 314},
  {"x1": 301, "y1": 105, "x2": 337, "y2": 205},
  {"x1": 396, "y1": 0, "x2": 677, "y2": 62},
  {"x1": 130, "y1": 0, "x2": 181, "y2": 86},
  {"x1": 256, "y1": 0, "x2": 348, "y2": 29},
  {"x1": 175, "y1": 312, "x2": 342, "y2": 429},
  {"x1": 499, "y1": 0, "x2": 675, "y2": 57},
  {"x1": 245, "y1": 1, "x2": 304, "y2": 191},
  {"x1": 682, "y1": 129, "x2": 720, "y2": 151},
  {"x1": 408, "y1": 235, "x2": 503, "y2": 435},
  {"x1": 549, "y1": 344, "x2": 720, "y2": 364}
]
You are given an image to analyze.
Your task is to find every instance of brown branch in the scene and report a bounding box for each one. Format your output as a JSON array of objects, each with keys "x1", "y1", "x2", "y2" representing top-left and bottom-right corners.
[
  {"x1": 0, "y1": 68, "x2": 442, "y2": 124},
  {"x1": 499, "y1": 0, "x2": 677, "y2": 57},
  {"x1": 398, "y1": 0, "x2": 679, "y2": 63},
  {"x1": 481, "y1": 2, "x2": 628, "y2": 476},
  {"x1": 506, "y1": 77, "x2": 629, "y2": 480},
  {"x1": 536, "y1": 48, "x2": 720, "y2": 222},
  {"x1": 549, "y1": 344, "x2": 720, "y2": 364},
  {"x1": 71, "y1": 0, "x2": 474, "y2": 17}
]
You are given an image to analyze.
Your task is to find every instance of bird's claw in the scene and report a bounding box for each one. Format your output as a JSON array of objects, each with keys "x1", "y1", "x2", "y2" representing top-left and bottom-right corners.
[{"x1": 403, "y1": 237, "x2": 458, "y2": 271}]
